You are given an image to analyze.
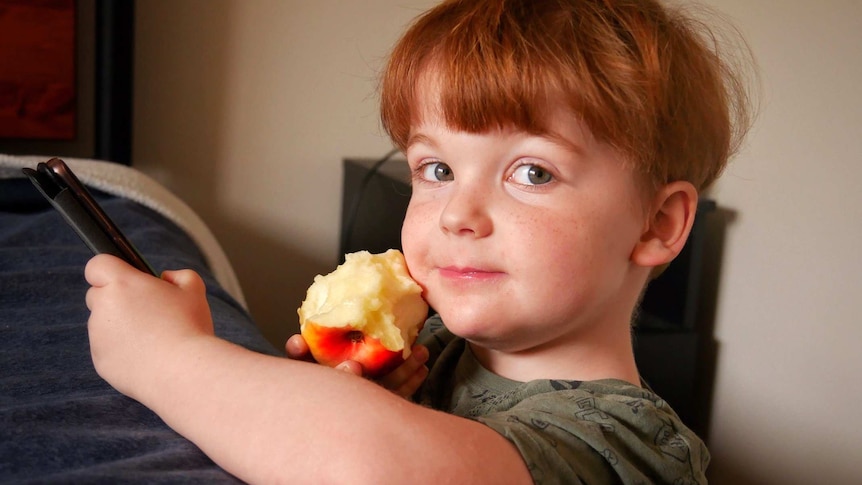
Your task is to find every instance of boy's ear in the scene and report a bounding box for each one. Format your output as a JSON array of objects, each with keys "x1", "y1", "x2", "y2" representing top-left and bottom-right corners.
[{"x1": 631, "y1": 181, "x2": 698, "y2": 269}]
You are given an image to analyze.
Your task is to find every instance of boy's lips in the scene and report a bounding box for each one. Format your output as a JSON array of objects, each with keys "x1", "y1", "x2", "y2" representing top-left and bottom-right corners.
[{"x1": 437, "y1": 265, "x2": 505, "y2": 280}]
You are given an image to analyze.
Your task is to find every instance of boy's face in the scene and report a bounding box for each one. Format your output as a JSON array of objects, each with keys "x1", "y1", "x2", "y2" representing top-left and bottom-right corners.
[{"x1": 401, "y1": 98, "x2": 652, "y2": 354}]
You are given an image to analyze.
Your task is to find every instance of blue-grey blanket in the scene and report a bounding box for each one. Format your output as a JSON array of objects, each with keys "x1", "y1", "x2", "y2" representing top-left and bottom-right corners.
[{"x1": 0, "y1": 178, "x2": 280, "y2": 483}]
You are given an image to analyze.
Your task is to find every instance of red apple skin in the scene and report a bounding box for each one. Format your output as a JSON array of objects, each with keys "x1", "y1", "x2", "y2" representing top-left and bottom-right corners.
[{"x1": 301, "y1": 322, "x2": 407, "y2": 378}]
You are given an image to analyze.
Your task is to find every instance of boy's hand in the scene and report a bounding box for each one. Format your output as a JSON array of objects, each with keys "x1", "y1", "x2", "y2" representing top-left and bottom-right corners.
[
  {"x1": 85, "y1": 254, "x2": 214, "y2": 400},
  {"x1": 285, "y1": 334, "x2": 429, "y2": 399},
  {"x1": 377, "y1": 344, "x2": 429, "y2": 398}
]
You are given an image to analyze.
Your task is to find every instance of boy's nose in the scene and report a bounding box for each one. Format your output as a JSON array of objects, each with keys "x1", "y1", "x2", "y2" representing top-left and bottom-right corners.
[{"x1": 438, "y1": 185, "x2": 493, "y2": 238}]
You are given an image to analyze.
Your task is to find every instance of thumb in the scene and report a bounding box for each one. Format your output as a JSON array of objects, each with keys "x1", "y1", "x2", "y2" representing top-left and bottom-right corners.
[
  {"x1": 160, "y1": 269, "x2": 207, "y2": 295},
  {"x1": 335, "y1": 360, "x2": 363, "y2": 376}
]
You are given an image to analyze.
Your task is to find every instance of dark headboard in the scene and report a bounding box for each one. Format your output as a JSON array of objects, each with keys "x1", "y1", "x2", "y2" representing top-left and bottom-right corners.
[{"x1": 0, "y1": 0, "x2": 135, "y2": 165}]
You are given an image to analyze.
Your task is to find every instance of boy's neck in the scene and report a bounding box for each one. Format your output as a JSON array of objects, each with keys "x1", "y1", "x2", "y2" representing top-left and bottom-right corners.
[{"x1": 469, "y1": 319, "x2": 641, "y2": 386}]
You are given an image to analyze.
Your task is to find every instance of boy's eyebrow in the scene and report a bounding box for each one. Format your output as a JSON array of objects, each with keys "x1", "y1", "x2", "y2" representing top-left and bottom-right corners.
[
  {"x1": 406, "y1": 132, "x2": 435, "y2": 149},
  {"x1": 406, "y1": 128, "x2": 588, "y2": 156},
  {"x1": 540, "y1": 130, "x2": 588, "y2": 157}
]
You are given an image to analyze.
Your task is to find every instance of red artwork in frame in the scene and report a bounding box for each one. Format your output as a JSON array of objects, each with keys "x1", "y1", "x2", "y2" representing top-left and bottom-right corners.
[{"x1": 0, "y1": 0, "x2": 76, "y2": 140}]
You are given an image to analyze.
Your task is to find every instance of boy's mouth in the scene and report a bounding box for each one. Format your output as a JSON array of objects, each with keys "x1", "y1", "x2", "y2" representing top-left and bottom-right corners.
[{"x1": 437, "y1": 266, "x2": 505, "y2": 280}]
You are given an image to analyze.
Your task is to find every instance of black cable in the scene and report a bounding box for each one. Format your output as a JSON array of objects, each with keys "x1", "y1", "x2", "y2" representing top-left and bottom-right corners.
[{"x1": 340, "y1": 148, "x2": 400, "y2": 260}]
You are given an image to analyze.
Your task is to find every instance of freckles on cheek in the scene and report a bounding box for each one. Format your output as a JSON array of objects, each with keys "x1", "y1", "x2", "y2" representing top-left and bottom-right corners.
[
  {"x1": 403, "y1": 199, "x2": 437, "y2": 236},
  {"x1": 536, "y1": 218, "x2": 589, "y2": 270},
  {"x1": 401, "y1": 205, "x2": 434, "y2": 271}
]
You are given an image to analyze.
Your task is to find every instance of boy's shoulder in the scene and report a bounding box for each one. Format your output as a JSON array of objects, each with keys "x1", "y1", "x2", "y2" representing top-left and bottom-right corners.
[{"x1": 416, "y1": 315, "x2": 709, "y2": 484}]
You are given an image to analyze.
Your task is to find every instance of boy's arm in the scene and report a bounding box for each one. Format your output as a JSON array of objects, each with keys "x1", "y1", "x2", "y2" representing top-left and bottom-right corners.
[{"x1": 85, "y1": 255, "x2": 532, "y2": 484}]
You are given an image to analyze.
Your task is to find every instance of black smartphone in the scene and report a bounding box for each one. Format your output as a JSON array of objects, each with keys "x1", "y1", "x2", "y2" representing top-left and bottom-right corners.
[{"x1": 22, "y1": 158, "x2": 157, "y2": 275}]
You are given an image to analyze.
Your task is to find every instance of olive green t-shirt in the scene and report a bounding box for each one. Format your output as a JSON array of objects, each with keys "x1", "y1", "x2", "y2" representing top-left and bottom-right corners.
[{"x1": 415, "y1": 316, "x2": 709, "y2": 484}]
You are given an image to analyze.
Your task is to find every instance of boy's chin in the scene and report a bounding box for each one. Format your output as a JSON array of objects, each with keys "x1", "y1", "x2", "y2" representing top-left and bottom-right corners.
[
  {"x1": 436, "y1": 308, "x2": 515, "y2": 345},
  {"x1": 436, "y1": 308, "x2": 485, "y2": 332}
]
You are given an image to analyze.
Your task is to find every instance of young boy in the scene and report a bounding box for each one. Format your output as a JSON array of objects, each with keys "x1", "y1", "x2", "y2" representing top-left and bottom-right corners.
[{"x1": 85, "y1": 0, "x2": 754, "y2": 483}]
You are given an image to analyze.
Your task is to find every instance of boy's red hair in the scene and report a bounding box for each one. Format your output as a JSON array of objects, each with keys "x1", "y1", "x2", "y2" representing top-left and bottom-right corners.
[{"x1": 380, "y1": 0, "x2": 756, "y2": 191}]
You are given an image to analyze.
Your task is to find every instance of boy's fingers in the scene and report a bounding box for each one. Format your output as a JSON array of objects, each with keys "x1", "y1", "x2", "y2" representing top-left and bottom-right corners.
[
  {"x1": 285, "y1": 334, "x2": 312, "y2": 360},
  {"x1": 85, "y1": 286, "x2": 97, "y2": 311},
  {"x1": 378, "y1": 344, "x2": 429, "y2": 390},
  {"x1": 84, "y1": 254, "x2": 133, "y2": 287},
  {"x1": 394, "y1": 364, "x2": 428, "y2": 399},
  {"x1": 411, "y1": 344, "x2": 429, "y2": 364}
]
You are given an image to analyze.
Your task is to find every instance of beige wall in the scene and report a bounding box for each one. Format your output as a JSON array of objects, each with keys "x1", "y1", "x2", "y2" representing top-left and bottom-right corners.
[
  {"x1": 133, "y1": 1, "x2": 862, "y2": 483},
  {"x1": 697, "y1": 1, "x2": 862, "y2": 483},
  {"x1": 133, "y1": 0, "x2": 436, "y2": 345}
]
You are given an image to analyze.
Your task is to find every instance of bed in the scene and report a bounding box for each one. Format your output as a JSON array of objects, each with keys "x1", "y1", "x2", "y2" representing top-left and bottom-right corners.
[
  {"x1": 0, "y1": 3, "x2": 285, "y2": 479},
  {"x1": 0, "y1": 154, "x2": 280, "y2": 482}
]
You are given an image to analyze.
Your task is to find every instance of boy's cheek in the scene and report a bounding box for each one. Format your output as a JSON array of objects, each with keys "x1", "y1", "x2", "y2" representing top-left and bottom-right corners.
[{"x1": 400, "y1": 223, "x2": 423, "y2": 269}]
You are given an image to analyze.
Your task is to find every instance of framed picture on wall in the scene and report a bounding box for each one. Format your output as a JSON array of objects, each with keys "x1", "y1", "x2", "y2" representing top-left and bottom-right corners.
[
  {"x1": 0, "y1": 0, "x2": 134, "y2": 165},
  {"x1": 0, "y1": 0, "x2": 76, "y2": 141}
]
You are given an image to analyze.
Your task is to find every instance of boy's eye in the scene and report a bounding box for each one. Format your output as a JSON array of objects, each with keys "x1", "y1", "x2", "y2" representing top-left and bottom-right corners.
[
  {"x1": 511, "y1": 164, "x2": 553, "y2": 185},
  {"x1": 420, "y1": 162, "x2": 454, "y2": 182}
]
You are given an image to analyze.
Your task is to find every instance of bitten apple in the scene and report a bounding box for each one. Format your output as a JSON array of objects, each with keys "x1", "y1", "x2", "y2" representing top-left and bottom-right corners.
[{"x1": 297, "y1": 249, "x2": 428, "y2": 378}]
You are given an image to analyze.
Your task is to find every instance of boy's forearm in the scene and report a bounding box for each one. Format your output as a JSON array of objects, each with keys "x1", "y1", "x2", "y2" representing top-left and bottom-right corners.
[
  {"x1": 146, "y1": 336, "x2": 368, "y2": 482},
  {"x1": 140, "y1": 336, "x2": 531, "y2": 484}
]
